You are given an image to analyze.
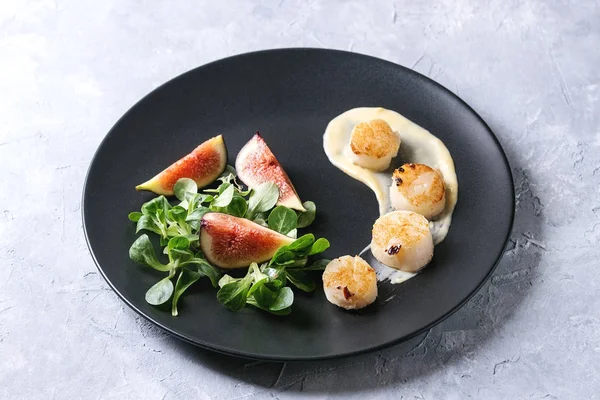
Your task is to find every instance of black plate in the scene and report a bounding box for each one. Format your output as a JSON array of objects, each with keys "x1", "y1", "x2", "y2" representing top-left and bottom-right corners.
[{"x1": 83, "y1": 48, "x2": 514, "y2": 361}]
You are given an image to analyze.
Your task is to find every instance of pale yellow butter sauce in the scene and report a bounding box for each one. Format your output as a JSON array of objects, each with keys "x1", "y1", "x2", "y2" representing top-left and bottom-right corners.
[{"x1": 324, "y1": 107, "x2": 459, "y2": 284}]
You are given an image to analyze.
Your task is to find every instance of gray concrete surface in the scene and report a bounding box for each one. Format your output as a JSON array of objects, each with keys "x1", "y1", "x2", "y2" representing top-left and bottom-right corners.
[{"x1": 1, "y1": 0, "x2": 599, "y2": 398}]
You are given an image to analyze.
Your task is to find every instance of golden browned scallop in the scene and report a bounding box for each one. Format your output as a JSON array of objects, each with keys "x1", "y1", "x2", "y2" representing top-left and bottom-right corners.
[
  {"x1": 347, "y1": 119, "x2": 400, "y2": 171},
  {"x1": 390, "y1": 163, "x2": 446, "y2": 219},
  {"x1": 322, "y1": 255, "x2": 378, "y2": 310},
  {"x1": 371, "y1": 210, "x2": 433, "y2": 272}
]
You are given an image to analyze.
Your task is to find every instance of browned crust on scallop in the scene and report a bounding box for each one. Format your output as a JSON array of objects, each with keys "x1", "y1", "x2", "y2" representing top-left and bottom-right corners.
[
  {"x1": 322, "y1": 256, "x2": 376, "y2": 299},
  {"x1": 392, "y1": 163, "x2": 445, "y2": 207},
  {"x1": 372, "y1": 211, "x2": 430, "y2": 249},
  {"x1": 350, "y1": 119, "x2": 399, "y2": 158}
]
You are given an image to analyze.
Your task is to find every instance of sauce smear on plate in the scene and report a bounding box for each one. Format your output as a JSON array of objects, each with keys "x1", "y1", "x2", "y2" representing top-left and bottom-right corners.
[{"x1": 323, "y1": 107, "x2": 459, "y2": 284}]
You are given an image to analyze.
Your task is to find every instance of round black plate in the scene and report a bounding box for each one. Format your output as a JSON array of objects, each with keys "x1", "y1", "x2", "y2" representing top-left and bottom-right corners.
[{"x1": 83, "y1": 49, "x2": 514, "y2": 361}]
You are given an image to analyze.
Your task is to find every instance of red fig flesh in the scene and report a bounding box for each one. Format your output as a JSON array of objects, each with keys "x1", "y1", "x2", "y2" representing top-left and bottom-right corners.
[
  {"x1": 235, "y1": 133, "x2": 305, "y2": 211},
  {"x1": 136, "y1": 135, "x2": 227, "y2": 195},
  {"x1": 200, "y1": 212, "x2": 294, "y2": 269}
]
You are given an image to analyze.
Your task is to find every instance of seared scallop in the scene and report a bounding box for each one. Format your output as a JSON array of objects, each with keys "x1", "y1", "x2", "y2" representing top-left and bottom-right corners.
[
  {"x1": 323, "y1": 255, "x2": 378, "y2": 310},
  {"x1": 390, "y1": 163, "x2": 446, "y2": 219},
  {"x1": 371, "y1": 210, "x2": 433, "y2": 272},
  {"x1": 347, "y1": 119, "x2": 400, "y2": 171}
]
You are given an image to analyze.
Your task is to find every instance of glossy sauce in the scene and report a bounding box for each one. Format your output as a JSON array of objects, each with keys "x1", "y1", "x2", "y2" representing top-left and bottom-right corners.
[{"x1": 324, "y1": 107, "x2": 458, "y2": 284}]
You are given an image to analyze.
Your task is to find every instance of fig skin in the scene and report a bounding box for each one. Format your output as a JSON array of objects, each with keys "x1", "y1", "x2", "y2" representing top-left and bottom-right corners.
[
  {"x1": 136, "y1": 135, "x2": 227, "y2": 195},
  {"x1": 200, "y1": 212, "x2": 294, "y2": 269},
  {"x1": 235, "y1": 132, "x2": 305, "y2": 211}
]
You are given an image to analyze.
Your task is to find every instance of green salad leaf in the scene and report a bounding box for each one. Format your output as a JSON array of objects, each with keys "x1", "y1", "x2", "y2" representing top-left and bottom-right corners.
[
  {"x1": 135, "y1": 215, "x2": 162, "y2": 236},
  {"x1": 191, "y1": 258, "x2": 220, "y2": 288},
  {"x1": 173, "y1": 178, "x2": 198, "y2": 201},
  {"x1": 128, "y1": 211, "x2": 142, "y2": 222},
  {"x1": 129, "y1": 231, "x2": 221, "y2": 315},
  {"x1": 247, "y1": 182, "x2": 279, "y2": 218},
  {"x1": 145, "y1": 277, "x2": 174, "y2": 305},
  {"x1": 215, "y1": 233, "x2": 330, "y2": 314},
  {"x1": 211, "y1": 184, "x2": 234, "y2": 207},
  {"x1": 301, "y1": 259, "x2": 331, "y2": 271},
  {"x1": 296, "y1": 201, "x2": 316, "y2": 228},
  {"x1": 287, "y1": 234, "x2": 315, "y2": 252},
  {"x1": 129, "y1": 169, "x2": 328, "y2": 316},
  {"x1": 268, "y1": 206, "x2": 297, "y2": 235},
  {"x1": 172, "y1": 268, "x2": 201, "y2": 316},
  {"x1": 285, "y1": 270, "x2": 316, "y2": 292},
  {"x1": 270, "y1": 287, "x2": 294, "y2": 311},
  {"x1": 129, "y1": 234, "x2": 170, "y2": 272},
  {"x1": 308, "y1": 238, "x2": 330, "y2": 256},
  {"x1": 217, "y1": 274, "x2": 253, "y2": 311}
]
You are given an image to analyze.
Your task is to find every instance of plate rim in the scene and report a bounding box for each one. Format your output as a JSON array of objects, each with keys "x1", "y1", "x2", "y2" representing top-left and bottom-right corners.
[{"x1": 81, "y1": 47, "x2": 515, "y2": 361}]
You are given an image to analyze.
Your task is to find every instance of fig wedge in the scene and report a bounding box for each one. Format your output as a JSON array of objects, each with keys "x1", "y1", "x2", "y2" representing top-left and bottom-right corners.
[
  {"x1": 200, "y1": 212, "x2": 294, "y2": 269},
  {"x1": 235, "y1": 132, "x2": 305, "y2": 211},
  {"x1": 136, "y1": 135, "x2": 227, "y2": 195}
]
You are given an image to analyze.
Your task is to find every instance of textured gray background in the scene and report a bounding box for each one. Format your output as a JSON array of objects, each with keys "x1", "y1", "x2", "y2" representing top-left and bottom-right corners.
[{"x1": 1, "y1": 0, "x2": 599, "y2": 399}]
